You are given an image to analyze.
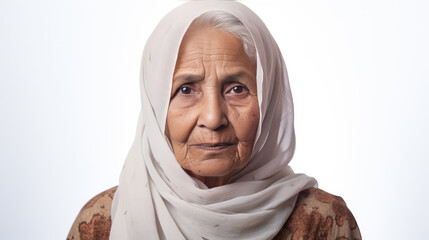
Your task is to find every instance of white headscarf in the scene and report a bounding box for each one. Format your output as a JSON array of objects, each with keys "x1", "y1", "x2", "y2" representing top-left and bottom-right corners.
[{"x1": 110, "y1": 1, "x2": 317, "y2": 239}]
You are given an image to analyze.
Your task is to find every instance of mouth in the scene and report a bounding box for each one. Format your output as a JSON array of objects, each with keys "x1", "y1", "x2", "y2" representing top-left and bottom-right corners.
[{"x1": 192, "y1": 142, "x2": 235, "y2": 150}]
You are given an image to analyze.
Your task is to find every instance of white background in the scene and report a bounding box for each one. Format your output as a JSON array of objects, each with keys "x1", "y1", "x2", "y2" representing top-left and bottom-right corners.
[{"x1": 1, "y1": 0, "x2": 428, "y2": 239}]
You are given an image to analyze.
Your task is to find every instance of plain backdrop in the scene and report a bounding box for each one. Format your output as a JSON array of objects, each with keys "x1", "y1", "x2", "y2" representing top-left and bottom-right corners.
[{"x1": 1, "y1": 0, "x2": 428, "y2": 239}]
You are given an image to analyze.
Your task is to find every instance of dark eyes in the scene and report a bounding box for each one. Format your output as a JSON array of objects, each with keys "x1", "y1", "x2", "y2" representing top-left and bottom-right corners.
[
  {"x1": 228, "y1": 85, "x2": 247, "y2": 95},
  {"x1": 173, "y1": 83, "x2": 249, "y2": 97},
  {"x1": 179, "y1": 86, "x2": 194, "y2": 95}
]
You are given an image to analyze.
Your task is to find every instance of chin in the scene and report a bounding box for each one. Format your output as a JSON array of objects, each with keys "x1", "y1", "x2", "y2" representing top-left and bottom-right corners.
[{"x1": 188, "y1": 158, "x2": 239, "y2": 178}]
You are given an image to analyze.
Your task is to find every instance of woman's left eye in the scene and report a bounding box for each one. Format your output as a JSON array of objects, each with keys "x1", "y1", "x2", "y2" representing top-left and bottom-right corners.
[{"x1": 227, "y1": 85, "x2": 248, "y2": 95}]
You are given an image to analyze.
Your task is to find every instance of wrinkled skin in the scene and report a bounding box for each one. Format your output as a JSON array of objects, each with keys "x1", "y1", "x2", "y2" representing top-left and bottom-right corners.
[{"x1": 165, "y1": 26, "x2": 259, "y2": 188}]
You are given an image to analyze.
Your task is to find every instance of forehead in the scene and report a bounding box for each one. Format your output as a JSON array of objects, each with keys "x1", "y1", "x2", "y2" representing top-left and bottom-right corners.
[{"x1": 174, "y1": 26, "x2": 254, "y2": 71}]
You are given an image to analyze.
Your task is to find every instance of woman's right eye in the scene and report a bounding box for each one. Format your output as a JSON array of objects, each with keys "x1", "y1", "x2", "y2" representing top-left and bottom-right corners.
[
  {"x1": 171, "y1": 84, "x2": 197, "y2": 99},
  {"x1": 179, "y1": 86, "x2": 193, "y2": 94}
]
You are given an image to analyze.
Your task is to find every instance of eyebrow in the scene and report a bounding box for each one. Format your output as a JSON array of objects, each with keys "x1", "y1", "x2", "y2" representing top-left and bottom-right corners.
[
  {"x1": 222, "y1": 72, "x2": 247, "y2": 82},
  {"x1": 173, "y1": 74, "x2": 204, "y2": 85},
  {"x1": 173, "y1": 71, "x2": 251, "y2": 84}
]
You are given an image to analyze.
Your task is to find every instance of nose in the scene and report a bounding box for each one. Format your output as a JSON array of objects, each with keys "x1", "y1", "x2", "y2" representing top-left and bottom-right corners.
[{"x1": 197, "y1": 92, "x2": 228, "y2": 130}]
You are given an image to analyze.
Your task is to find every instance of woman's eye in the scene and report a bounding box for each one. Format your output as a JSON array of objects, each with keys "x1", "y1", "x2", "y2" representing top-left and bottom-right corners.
[
  {"x1": 179, "y1": 86, "x2": 194, "y2": 95},
  {"x1": 227, "y1": 85, "x2": 248, "y2": 95}
]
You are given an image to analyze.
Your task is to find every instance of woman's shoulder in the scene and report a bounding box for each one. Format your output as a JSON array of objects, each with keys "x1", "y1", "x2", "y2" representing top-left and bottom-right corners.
[
  {"x1": 67, "y1": 186, "x2": 117, "y2": 240},
  {"x1": 275, "y1": 187, "x2": 361, "y2": 240}
]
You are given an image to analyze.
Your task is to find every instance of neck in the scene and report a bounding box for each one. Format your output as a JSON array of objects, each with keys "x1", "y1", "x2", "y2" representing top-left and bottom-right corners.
[{"x1": 186, "y1": 170, "x2": 232, "y2": 188}]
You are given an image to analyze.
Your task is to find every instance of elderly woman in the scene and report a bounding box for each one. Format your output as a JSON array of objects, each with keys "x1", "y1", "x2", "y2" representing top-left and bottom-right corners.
[{"x1": 68, "y1": 1, "x2": 361, "y2": 240}]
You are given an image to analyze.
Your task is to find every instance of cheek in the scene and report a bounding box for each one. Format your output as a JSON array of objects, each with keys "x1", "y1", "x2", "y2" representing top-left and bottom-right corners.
[
  {"x1": 229, "y1": 99, "x2": 260, "y2": 146},
  {"x1": 166, "y1": 104, "x2": 196, "y2": 142},
  {"x1": 165, "y1": 103, "x2": 199, "y2": 165}
]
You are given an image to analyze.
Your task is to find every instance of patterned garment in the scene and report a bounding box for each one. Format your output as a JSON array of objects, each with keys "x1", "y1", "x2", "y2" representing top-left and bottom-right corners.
[{"x1": 67, "y1": 187, "x2": 361, "y2": 240}]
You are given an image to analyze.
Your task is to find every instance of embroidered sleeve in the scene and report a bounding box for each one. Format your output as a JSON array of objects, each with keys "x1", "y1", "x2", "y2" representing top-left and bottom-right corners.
[
  {"x1": 275, "y1": 188, "x2": 361, "y2": 240},
  {"x1": 67, "y1": 187, "x2": 116, "y2": 240}
]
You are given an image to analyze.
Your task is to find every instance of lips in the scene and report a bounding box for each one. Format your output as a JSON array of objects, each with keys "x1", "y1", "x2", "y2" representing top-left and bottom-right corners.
[{"x1": 192, "y1": 142, "x2": 235, "y2": 150}]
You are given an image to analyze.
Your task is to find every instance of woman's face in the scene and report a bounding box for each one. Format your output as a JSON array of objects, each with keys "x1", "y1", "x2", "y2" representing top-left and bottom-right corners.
[{"x1": 165, "y1": 26, "x2": 259, "y2": 188}]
